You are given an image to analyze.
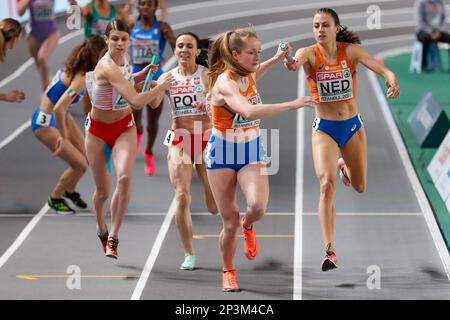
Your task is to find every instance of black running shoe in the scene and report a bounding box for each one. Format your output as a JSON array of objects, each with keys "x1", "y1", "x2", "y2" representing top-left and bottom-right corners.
[
  {"x1": 48, "y1": 197, "x2": 76, "y2": 215},
  {"x1": 64, "y1": 191, "x2": 87, "y2": 209}
]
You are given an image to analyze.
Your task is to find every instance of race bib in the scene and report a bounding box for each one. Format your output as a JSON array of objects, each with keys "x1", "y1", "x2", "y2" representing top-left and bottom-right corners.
[
  {"x1": 33, "y1": 0, "x2": 54, "y2": 22},
  {"x1": 170, "y1": 85, "x2": 206, "y2": 117},
  {"x1": 317, "y1": 67, "x2": 353, "y2": 102},
  {"x1": 163, "y1": 129, "x2": 175, "y2": 146},
  {"x1": 36, "y1": 111, "x2": 52, "y2": 127},
  {"x1": 312, "y1": 116, "x2": 320, "y2": 130},
  {"x1": 84, "y1": 114, "x2": 91, "y2": 131},
  {"x1": 231, "y1": 114, "x2": 260, "y2": 129},
  {"x1": 91, "y1": 19, "x2": 110, "y2": 36},
  {"x1": 114, "y1": 95, "x2": 129, "y2": 110},
  {"x1": 132, "y1": 39, "x2": 160, "y2": 64},
  {"x1": 231, "y1": 93, "x2": 261, "y2": 129}
]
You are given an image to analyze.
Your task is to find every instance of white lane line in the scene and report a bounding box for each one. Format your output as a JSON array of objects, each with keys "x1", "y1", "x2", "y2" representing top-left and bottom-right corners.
[
  {"x1": 130, "y1": 198, "x2": 176, "y2": 300},
  {"x1": 0, "y1": 29, "x2": 83, "y2": 90},
  {"x1": 254, "y1": 6, "x2": 450, "y2": 33},
  {"x1": 0, "y1": 204, "x2": 49, "y2": 270},
  {"x1": 0, "y1": 29, "x2": 84, "y2": 150},
  {"x1": 171, "y1": 0, "x2": 399, "y2": 30},
  {"x1": 293, "y1": 68, "x2": 306, "y2": 300},
  {"x1": 168, "y1": 0, "x2": 257, "y2": 13},
  {"x1": 0, "y1": 121, "x2": 30, "y2": 150},
  {"x1": 367, "y1": 47, "x2": 450, "y2": 283}
]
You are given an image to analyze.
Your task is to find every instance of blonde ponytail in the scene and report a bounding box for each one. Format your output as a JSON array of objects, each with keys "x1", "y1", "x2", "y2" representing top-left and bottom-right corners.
[{"x1": 206, "y1": 28, "x2": 258, "y2": 92}]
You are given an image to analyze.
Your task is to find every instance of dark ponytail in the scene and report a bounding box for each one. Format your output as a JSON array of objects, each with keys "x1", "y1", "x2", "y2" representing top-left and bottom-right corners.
[
  {"x1": 65, "y1": 35, "x2": 107, "y2": 80},
  {"x1": 316, "y1": 8, "x2": 361, "y2": 44}
]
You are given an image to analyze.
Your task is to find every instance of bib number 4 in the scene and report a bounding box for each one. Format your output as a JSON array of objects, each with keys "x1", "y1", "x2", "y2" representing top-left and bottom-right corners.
[{"x1": 163, "y1": 129, "x2": 175, "y2": 146}]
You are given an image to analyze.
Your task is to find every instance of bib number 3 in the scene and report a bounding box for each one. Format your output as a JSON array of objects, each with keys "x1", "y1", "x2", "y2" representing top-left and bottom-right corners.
[{"x1": 36, "y1": 111, "x2": 52, "y2": 127}]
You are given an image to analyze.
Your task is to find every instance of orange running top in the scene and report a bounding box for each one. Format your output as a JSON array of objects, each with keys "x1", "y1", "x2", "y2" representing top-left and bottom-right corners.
[
  {"x1": 306, "y1": 42, "x2": 357, "y2": 104},
  {"x1": 210, "y1": 70, "x2": 261, "y2": 133}
]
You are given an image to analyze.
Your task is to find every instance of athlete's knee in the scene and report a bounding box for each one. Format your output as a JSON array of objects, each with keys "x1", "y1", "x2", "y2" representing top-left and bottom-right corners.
[
  {"x1": 94, "y1": 190, "x2": 109, "y2": 203},
  {"x1": 74, "y1": 160, "x2": 88, "y2": 174},
  {"x1": 246, "y1": 202, "x2": 266, "y2": 219},
  {"x1": 116, "y1": 174, "x2": 132, "y2": 189},
  {"x1": 223, "y1": 220, "x2": 239, "y2": 235},
  {"x1": 36, "y1": 53, "x2": 48, "y2": 67},
  {"x1": 319, "y1": 177, "x2": 336, "y2": 198},
  {"x1": 222, "y1": 212, "x2": 240, "y2": 231},
  {"x1": 175, "y1": 189, "x2": 191, "y2": 209}
]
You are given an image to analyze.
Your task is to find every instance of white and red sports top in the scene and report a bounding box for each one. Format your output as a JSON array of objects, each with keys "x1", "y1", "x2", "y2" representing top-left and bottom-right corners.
[
  {"x1": 167, "y1": 65, "x2": 208, "y2": 119},
  {"x1": 86, "y1": 53, "x2": 134, "y2": 111}
]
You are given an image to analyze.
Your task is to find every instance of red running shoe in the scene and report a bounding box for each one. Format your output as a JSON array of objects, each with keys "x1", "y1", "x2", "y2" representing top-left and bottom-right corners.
[{"x1": 241, "y1": 218, "x2": 258, "y2": 260}]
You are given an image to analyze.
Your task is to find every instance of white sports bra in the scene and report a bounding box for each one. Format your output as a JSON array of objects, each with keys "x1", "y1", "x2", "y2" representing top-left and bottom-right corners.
[{"x1": 86, "y1": 53, "x2": 135, "y2": 111}]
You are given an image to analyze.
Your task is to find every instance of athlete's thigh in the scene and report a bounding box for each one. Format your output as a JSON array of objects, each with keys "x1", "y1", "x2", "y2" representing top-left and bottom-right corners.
[
  {"x1": 237, "y1": 163, "x2": 269, "y2": 209},
  {"x1": 207, "y1": 168, "x2": 239, "y2": 214},
  {"x1": 35, "y1": 126, "x2": 85, "y2": 168},
  {"x1": 195, "y1": 163, "x2": 211, "y2": 188},
  {"x1": 340, "y1": 126, "x2": 367, "y2": 187},
  {"x1": 311, "y1": 130, "x2": 340, "y2": 181},
  {"x1": 27, "y1": 35, "x2": 40, "y2": 59},
  {"x1": 167, "y1": 145, "x2": 194, "y2": 192},
  {"x1": 111, "y1": 127, "x2": 137, "y2": 176},
  {"x1": 85, "y1": 132, "x2": 109, "y2": 189},
  {"x1": 38, "y1": 31, "x2": 60, "y2": 58},
  {"x1": 34, "y1": 126, "x2": 59, "y2": 151}
]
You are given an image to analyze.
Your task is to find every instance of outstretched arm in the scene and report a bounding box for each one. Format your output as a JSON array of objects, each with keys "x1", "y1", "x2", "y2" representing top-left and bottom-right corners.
[
  {"x1": 101, "y1": 61, "x2": 174, "y2": 109},
  {"x1": 255, "y1": 45, "x2": 285, "y2": 80},
  {"x1": 216, "y1": 74, "x2": 315, "y2": 120},
  {"x1": 348, "y1": 44, "x2": 399, "y2": 99}
]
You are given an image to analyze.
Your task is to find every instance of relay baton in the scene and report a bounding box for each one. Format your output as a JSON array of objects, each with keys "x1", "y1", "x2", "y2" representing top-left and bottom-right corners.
[
  {"x1": 279, "y1": 42, "x2": 294, "y2": 64},
  {"x1": 142, "y1": 55, "x2": 160, "y2": 92}
]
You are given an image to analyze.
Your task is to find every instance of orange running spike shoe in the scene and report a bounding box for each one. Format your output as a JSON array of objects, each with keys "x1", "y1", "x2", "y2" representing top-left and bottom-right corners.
[
  {"x1": 222, "y1": 270, "x2": 240, "y2": 292},
  {"x1": 241, "y1": 218, "x2": 259, "y2": 260}
]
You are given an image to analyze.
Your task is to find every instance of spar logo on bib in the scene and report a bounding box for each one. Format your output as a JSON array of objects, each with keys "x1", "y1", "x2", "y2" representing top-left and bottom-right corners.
[{"x1": 316, "y1": 68, "x2": 353, "y2": 102}]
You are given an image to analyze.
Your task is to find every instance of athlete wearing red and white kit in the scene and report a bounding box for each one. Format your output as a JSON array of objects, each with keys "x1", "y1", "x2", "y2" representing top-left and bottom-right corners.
[
  {"x1": 85, "y1": 52, "x2": 135, "y2": 148},
  {"x1": 166, "y1": 65, "x2": 210, "y2": 163}
]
